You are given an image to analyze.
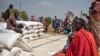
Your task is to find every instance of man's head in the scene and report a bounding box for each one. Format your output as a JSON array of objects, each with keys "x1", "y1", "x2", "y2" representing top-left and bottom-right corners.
[
  {"x1": 72, "y1": 18, "x2": 86, "y2": 31},
  {"x1": 9, "y1": 4, "x2": 13, "y2": 9}
]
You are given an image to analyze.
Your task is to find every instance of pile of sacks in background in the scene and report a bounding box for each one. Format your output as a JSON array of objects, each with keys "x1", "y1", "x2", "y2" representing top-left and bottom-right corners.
[
  {"x1": 16, "y1": 21, "x2": 44, "y2": 42},
  {"x1": 0, "y1": 21, "x2": 44, "y2": 56}
]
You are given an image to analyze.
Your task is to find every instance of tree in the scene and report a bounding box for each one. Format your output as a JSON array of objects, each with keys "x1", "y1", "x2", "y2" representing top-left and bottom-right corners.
[
  {"x1": 20, "y1": 11, "x2": 28, "y2": 21},
  {"x1": 82, "y1": 13, "x2": 88, "y2": 17},
  {"x1": 43, "y1": 17, "x2": 52, "y2": 32},
  {"x1": 13, "y1": 9, "x2": 18, "y2": 13},
  {"x1": 44, "y1": 17, "x2": 52, "y2": 25}
]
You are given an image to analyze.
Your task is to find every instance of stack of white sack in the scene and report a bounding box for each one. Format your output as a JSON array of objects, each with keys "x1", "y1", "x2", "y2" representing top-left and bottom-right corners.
[
  {"x1": 0, "y1": 29, "x2": 22, "y2": 49},
  {"x1": 0, "y1": 46, "x2": 33, "y2": 56},
  {"x1": 16, "y1": 21, "x2": 44, "y2": 41},
  {"x1": 0, "y1": 24, "x2": 34, "y2": 56}
]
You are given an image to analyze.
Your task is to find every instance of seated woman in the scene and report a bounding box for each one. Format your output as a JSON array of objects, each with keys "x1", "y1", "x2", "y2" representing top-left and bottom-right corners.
[
  {"x1": 7, "y1": 14, "x2": 23, "y2": 33},
  {"x1": 53, "y1": 18, "x2": 98, "y2": 56}
]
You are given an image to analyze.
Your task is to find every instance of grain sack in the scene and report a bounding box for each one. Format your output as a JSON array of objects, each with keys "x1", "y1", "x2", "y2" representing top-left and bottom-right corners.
[
  {"x1": 23, "y1": 30, "x2": 29, "y2": 35},
  {"x1": 28, "y1": 29, "x2": 34, "y2": 33},
  {"x1": 0, "y1": 22, "x2": 7, "y2": 29},
  {"x1": 0, "y1": 33, "x2": 21, "y2": 49},
  {"x1": 38, "y1": 32, "x2": 44, "y2": 37},
  {"x1": 22, "y1": 35, "x2": 33, "y2": 43},
  {"x1": 18, "y1": 51, "x2": 32, "y2": 56},
  {"x1": 38, "y1": 26, "x2": 43, "y2": 29},
  {"x1": 29, "y1": 36, "x2": 34, "y2": 41},
  {"x1": 33, "y1": 26, "x2": 38, "y2": 30},
  {"x1": 17, "y1": 20, "x2": 43, "y2": 27},
  {"x1": 0, "y1": 49, "x2": 10, "y2": 56},
  {"x1": 10, "y1": 47, "x2": 22, "y2": 56},
  {"x1": 33, "y1": 29, "x2": 39, "y2": 33},
  {"x1": 37, "y1": 22, "x2": 43, "y2": 26},
  {"x1": 39, "y1": 28, "x2": 44, "y2": 32},
  {"x1": 29, "y1": 33, "x2": 38, "y2": 37},
  {"x1": 22, "y1": 28, "x2": 26, "y2": 32},
  {"x1": 27, "y1": 26, "x2": 33, "y2": 30},
  {"x1": 15, "y1": 40, "x2": 32, "y2": 52},
  {"x1": 0, "y1": 28, "x2": 15, "y2": 33},
  {"x1": 0, "y1": 27, "x2": 7, "y2": 33},
  {"x1": 6, "y1": 30, "x2": 15, "y2": 33},
  {"x1": 29, "y1": 37, "x2": 34, "y2": 41},
  {"x1": 0, "y1": 45, "x2": 4, "y2": 53},
  {"x1": 22, "y1": 35, "x2": 30, "y2": 39},
  {"x1": 21, "y1": 38, "x2": 30, "y2": 45}
]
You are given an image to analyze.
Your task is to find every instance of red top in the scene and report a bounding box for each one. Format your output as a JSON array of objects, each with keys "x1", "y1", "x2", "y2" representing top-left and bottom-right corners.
[{"x1": 66, "y1": 29, "x2": 98, "y2": 56}]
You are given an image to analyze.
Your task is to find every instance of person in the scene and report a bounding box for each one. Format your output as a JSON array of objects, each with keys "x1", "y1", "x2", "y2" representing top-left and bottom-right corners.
[
  {"x1": 7, "y1": 14, "x2": 23, "y2": 33},
  {"x1": 39, "y1": 16, "x2": 43, "y2": 23},
  {"x1": 63, "y1": 16, "x2": 71, "y2": 34},
  {"x1": 2, "y1": 4, "x2": 15, "y2": 21},
  {"x1": 53, "y1": 16, "x2": 59, "y2": 33},
  {"x1": 31, "y1": 16, "x2": 35, "y2": 21},
  {"x1": 85, "y1": 0, "x2": 100, "y2": 49},
  {"x1": 53, "y1": 18, "x2": 98, "y2": 56},
  {"x1": 43, "y1": 18, "x2": 48, "y2": 32}
]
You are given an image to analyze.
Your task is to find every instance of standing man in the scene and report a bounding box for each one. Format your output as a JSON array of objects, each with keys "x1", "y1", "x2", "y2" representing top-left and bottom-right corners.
[
  {"x1": 53, "y1": 16, "x2": 59, "y2": 33},
  {"x1": 4, "y1": 4, "x2": 15, "y2": 21}
]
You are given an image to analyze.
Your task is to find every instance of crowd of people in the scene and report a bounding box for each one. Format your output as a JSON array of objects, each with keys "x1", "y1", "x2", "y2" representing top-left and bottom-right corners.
[
  {"x1": 39, "y1": 15, "x2": 72, "y2": 34},
  {"x1": 0, "y1": 0, "x2": 100, "y2": 56},
  {"x1": 53, "y1": 0, "x2": 100, "y2": 56},
  {"x1": 0, "y1": 4, "x2": 73, "y2": 34}
]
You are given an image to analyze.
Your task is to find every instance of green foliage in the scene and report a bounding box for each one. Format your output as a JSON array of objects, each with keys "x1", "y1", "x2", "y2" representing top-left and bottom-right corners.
[
  {"x1": 44, "y1": 17, "x2": 52, "y2": 25},
  {"x1": 11, "y1": 8, "x2": 28, "y2": 21},
  {"x1": 82, "y1": 13, "x2": 87, "y2": 17},
  {"x1": 20, "y1": 11, "x2": 28, "y2": 21},
  {"x1": 13, "y1": 9, "x2": 18, "y2": 13}
]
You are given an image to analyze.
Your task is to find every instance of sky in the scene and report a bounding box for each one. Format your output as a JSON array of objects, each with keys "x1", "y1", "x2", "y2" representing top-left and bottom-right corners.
[{"x1": 0, "y1": 0, "x2": 92, "y2": 19}]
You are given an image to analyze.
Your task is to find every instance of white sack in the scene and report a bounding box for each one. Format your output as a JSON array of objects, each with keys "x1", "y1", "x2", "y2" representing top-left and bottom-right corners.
[
  {"x1": 10, "y1": 47, "x2": 23, "y2": 56},
  {"x1": 15, "y1": 40, "x2": 32, "y2": 52},
  {"x1": 29, "y1": 36, "x2": 34, "y2": 41},
  {"x1": 0, "y1": 49, "x2": 10, "y2": 56},
  {"x1": 33, "y1": 26, "x2": 38, "y2": 30},
  {"x1": 0, "y1": 28, "x2": 15, "y2": 33},
  {"x1": 0, "y1": 45, "x2": 4, "y2": 52},
  {"x1": 22, "y1": 35, "x2": 30, "y2": 39},
  {"x1": 23, "y1": 30, "x2": 29, "y2": 35},
  {"x1": 21, "y1": 38, "x2": 30, "y2": 45},
  {"x1": 27, "y1": 26, "x2": 33, "y2": 30},
  {"x1": 38, "y1": 32, "x2": 44, "y2": 36},
  {"x1": 18, "y1": 51, "x2": 32, "y2": 56},
  {"x1": 16, "y1": 21, "x2": 43, "y2": 27},
  {"x1": 0, "y1": 33, "x2": 21, "y2": 49},
  {"x1": 33, "y1": 29, "x2": 39, "y2": 33},
  {"x1": 28, "y1": 29, "x2": 34, "y2": 33},
  {"x1": 39, "y1": 28, "x2": 44, "y2": 32},
  {"x1": 38, "y1": 26, "x2": 43, "y2": 29},
  {"x1": 29, "y1": 33, "x2": 38, "y2": 37},
  {"x1": 0, "y1": 22, "x2": 7, "y2": 29}
]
